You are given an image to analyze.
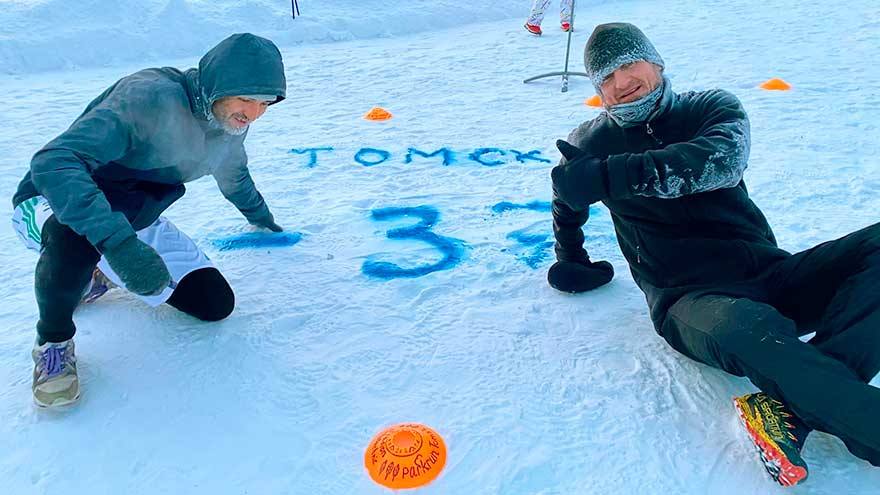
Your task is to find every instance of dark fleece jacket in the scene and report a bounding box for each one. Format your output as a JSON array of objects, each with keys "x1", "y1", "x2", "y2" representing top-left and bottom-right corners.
[{"x1": 553, "y1": 83, "x2": 789, "y2": 330}]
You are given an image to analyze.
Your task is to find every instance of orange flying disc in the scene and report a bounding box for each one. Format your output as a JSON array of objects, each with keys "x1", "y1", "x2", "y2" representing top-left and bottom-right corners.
[
  {"x1": 365, "y1": 107, "x2": 393, "y2": 120},
  {"x1": 364, "y1": 423, "x2": 447, "y2": 490},
  {"x1": 760, "y1": 78, "x2": 792, "y2": 91}
]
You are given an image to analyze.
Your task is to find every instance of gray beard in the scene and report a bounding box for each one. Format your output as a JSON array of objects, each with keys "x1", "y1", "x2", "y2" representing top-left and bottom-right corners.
[{"x1": 208, "y1": 110, "x2": 249, "y2": 135}]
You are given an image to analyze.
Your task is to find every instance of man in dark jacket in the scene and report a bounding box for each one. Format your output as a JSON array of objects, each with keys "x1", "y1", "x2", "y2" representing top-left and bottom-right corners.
[
  {"x1": 549, "y1": 22, "x2": 880, "y2": 486},
  {"x1": 12, "y1": 33, "x2": 287, "y2": 408}
]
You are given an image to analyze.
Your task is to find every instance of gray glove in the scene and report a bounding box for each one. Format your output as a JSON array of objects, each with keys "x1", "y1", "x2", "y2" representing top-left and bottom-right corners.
[
  {"x1": 102, "y1": 236, "x2": 172, "y2": 296},
  {"x1": 249, "y1": 211, "x2": 283, "y2": 232}
]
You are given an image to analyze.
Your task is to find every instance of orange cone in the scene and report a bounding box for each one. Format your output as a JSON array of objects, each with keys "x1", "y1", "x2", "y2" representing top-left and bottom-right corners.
[
  {"x1": 365, "y1": 107, "x2": 393, "y2": 121},
  {"x1": 585, "y1": 95, "x2": 603, "y2": 107},
  {"x1": 760, "y1": 78, "x2": 792, "y2": 91},
  {"x1": 365, "y1": 423, "x2": 447, "y2": 490}
]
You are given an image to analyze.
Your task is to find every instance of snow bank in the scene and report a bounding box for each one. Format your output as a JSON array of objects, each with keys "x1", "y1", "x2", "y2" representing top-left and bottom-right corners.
[{"x1": 0, "y1": 0, "x2": 610, "y2": 74}]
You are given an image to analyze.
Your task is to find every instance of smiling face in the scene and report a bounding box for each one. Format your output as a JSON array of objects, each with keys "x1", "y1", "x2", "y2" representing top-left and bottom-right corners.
[
  {"x1": 210, "y1": 96, "x2": 271, "y2": 135},
  {"x1": 599, "y1": 61, "x2": 663, "y2": 106}
]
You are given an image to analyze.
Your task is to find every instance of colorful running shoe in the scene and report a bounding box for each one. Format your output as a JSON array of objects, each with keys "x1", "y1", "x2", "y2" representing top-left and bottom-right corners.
[
  {"x1": 524, "y1": 23, "x2": 543, "y2": 36},
  {"x1": 734, "y1": 392, "x2": 809, "y2": 486}
]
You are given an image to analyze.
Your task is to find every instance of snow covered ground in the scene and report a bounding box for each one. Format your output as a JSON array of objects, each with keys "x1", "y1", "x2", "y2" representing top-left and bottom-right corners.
[
  {"x1": 1, "y1": 0, "x2": 879, "y2": 493},
  {"x1": 0, "y1": 0, "x2": 529, "y2": 74}
]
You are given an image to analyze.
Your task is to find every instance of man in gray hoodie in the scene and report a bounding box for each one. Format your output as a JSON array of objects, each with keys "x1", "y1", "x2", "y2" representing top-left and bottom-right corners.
[{"x1": 11, "y1": 33, "x2": 287, "y2": 408}]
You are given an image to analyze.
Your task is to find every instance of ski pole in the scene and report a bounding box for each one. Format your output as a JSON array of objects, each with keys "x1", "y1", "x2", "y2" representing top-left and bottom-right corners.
[{"x1": 561, "y1": 0, "x2": 577, "y2": 92}]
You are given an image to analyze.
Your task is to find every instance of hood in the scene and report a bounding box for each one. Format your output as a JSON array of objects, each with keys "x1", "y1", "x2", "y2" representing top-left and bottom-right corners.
[{"x1": 186, "y1": 33, "x2": 286, "y2": 119}]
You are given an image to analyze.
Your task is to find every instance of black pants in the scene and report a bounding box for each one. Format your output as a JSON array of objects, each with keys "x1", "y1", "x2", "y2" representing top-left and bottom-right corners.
[
  {"x1": 35, "y1": 216, "x2": 235, "y2": 343},
  {"x1": 660, "y1": 223, "x2": 880, "y2": 466}
]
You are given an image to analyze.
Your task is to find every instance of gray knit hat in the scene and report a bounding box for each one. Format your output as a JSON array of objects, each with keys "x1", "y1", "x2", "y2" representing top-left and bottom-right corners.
[{"x1": 584, "y1": 23, "x2": 665, "y2": 90}]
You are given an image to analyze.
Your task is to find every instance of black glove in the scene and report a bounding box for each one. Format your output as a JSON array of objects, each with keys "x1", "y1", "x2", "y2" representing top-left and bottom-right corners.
[
  {"x1": 102, "y1": 236, "x2": 172, "y2": 296},
  {"x1": 250, "y1": 211, "x2": 283, "y2": 232},
  {"x1": 548, "y1": 259, "x2": 614, "y2": 293},
  {"x1": 551, "y1": 140, "x2": 610, "y2": 210}
]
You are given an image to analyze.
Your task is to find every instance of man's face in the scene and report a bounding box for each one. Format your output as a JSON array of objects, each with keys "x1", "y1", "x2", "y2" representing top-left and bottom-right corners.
[
  {"x1": 599, "y1": 61, "x2": 662, "y2": 106},
  {"x1": 211, "y1": 96, "x2": 271, "y2": 135}
]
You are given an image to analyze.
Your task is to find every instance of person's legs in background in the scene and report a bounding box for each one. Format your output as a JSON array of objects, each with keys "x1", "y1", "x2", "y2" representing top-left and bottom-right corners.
[{"x1": 525, "y1": 0, "x2": 551, "y2": 35}]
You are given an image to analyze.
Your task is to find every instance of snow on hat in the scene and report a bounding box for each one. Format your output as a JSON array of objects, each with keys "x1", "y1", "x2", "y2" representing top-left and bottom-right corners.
[{"x1": 584, "y1": 23, "x2": 665, "y2": 90}]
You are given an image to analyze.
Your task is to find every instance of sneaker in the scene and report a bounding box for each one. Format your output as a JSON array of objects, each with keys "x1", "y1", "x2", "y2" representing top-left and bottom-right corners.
[
  {"x1": 82, "y1": 267, "x2": 116, "y2": 304},
  {"x1": 734, "y1": 393, "x2": 809, "y2": 486},
  {"x1": 32, "y1": 338, "x2": 80, "y2": 408},
  {"x1": 561, "y1": 22, "x2": 571, "y2": 32},
  {"x1": 524, "y1": 23, "x2": 542, "y2": 36}
]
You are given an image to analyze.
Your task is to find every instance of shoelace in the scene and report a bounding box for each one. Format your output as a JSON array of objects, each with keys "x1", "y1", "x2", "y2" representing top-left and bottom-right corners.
[
  {"x1": 768, "y1": 397, "x2": 806, "y2": 444},
  {"x1": 42, "y1": 345, "x2": 67, "y2": 378}
]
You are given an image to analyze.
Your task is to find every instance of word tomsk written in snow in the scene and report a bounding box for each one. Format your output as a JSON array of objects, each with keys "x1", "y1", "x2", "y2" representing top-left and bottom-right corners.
[{"x1": 288, "y1": 147, "x2": 552, "y2": 168}]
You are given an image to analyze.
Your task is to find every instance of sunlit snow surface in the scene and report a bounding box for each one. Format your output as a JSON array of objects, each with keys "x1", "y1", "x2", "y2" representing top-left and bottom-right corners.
[{"x1": 1, "y1": 0, "x2": 879, "y2": 493}]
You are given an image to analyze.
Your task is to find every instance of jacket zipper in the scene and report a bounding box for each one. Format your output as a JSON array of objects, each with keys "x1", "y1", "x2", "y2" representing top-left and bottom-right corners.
[
  {"x1": 646, "y1": 122, "x2": 663, "y2": 145},
  {"x1": 641, "y1": 121, "x2": 660, "y2": 264},
  {"x1": 635, "y1": 229, "x2": 642, "y2": 264},
  {"x1": 634, "y1": 123, "x2": 659, "y2": 266}
]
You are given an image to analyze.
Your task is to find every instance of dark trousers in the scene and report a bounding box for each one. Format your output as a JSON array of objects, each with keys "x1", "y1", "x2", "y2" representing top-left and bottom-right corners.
[
  {"x1": 660, "y1": 222, "x2": 880, "y2": 466},
  {"x1": 35, "y1": 216, "x2": 235, "y2": 343}
]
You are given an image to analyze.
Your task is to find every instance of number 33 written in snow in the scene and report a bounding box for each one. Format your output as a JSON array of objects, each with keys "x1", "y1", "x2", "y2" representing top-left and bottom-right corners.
[{"x1": 362, "y1": 206, "x2": 467, "y2": 279}]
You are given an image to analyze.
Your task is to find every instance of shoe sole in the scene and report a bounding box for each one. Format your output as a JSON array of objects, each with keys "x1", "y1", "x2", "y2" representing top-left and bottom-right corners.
[
  {"x1": 82, "y1": 285, "x2": 110, "y2": 304},
  {"x1": 523, "y1": 24, "x2": 542, "y2": 36},
  {"x1": 34, "y1": 392, "x2": 80, "y2": 409},
  {"x1": 734, "y1": 397, "x2": 808, "y2": 487}
]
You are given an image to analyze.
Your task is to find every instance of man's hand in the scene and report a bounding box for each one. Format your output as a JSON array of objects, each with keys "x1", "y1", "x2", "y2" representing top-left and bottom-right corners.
[
  {"x1": 249, "y1": 211, "x2": 283, "y2": 232},
  {"x1": 551, "y1": 140, "x2": 610, "y2": 210},
  {"x1": 253, "y1": 219, "x2": 283, "y2": 232},
  {"x1": 102, "y1": 236, "x2": 172, "y2": 296},
  {"x1": 548, "y1": 259, "x2": 614, "y2": 293}
]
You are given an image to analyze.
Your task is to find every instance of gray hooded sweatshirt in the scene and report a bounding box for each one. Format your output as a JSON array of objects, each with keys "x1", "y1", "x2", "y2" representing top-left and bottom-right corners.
[{"x1": 13, "y1": 33, "x2": 287, "y2": 251}]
